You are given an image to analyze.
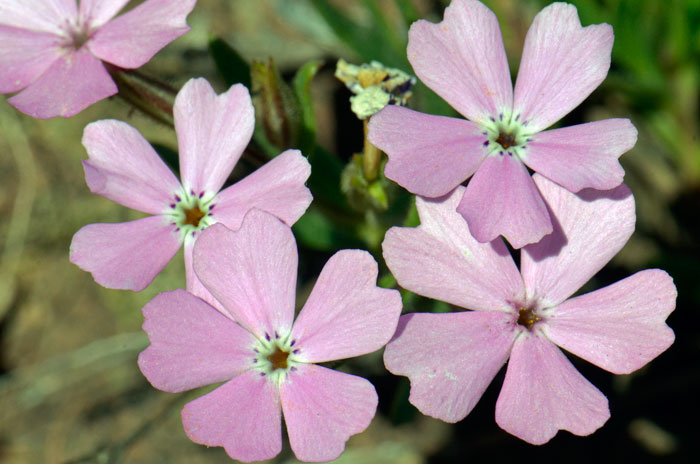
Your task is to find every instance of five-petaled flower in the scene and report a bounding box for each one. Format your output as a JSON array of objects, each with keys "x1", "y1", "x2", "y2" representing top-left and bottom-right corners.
[
  {"x1": 382, "y1": 175, "x2": 675, "y2": 444},
  {"x1": 369, "y1": 0, "x2": 637, "y2": 248},
  {"x1": 70, "y1": 78, "x2": 312, "y2": 303},
  {"x1": 138, "y1": 210, "x2": 402, "y2": 462},
  {"x1": 0, "y1": 0, "x2": 196, "y2": 118}
]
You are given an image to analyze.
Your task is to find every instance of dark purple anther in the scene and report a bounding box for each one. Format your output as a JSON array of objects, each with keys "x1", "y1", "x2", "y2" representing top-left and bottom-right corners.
[
  {"x1": 190, "y1": 189, "x2": 195, "y2": 195},
  {"x1": 191, "y1": 231, "x2": 196, "y2": 237},
  {"x1": 253, "y1": 358, "x2": 257, "y2": 363},
  {"x1": 508, "y1": 152, "x2": 513, "y2": 156},
  {"x1": 483, "y1": 140, "x2": 489, "y2": 147},
  {"x1": 274, "y1": 331, "x2": 279, "y2": 339},
  {"x1": 170, "y1": 203, "x2": 176, "y2": 209},
  {"x1": 290, "y1": 366, "x2": 297, "y2": 372},
  {"x1": 260, "y1": 372, "x2": 266, "y2": 377},
  {"x1": 253, "y1": 348, "x2": 259, "y2": 353},
  {"x1": 515, "y1": 114, "x2": 520, "y2": 121},
  {"x1": 293, "y1": 349, "x2": 300, "y2": 354},
  {"x1": 499, "y1": 113, "x2": 503, "y2": 121},
  {"x1": 199, "y1": 191, "x2": 204, "y2": 198},
  {"x1": 489, "y1": 116, "x2": 495, "y2": 122},
  {"x1": 175, "y1": 195, "x2": 181, "y2": 202},
  {"x1": 499, "y1": 151, "x2": 504, "y2": 156},
  {"x1": 290, "y1": 339, "x2": 296, "y2": 346},
  {"x1": 265, "y1": 332, "x2": 271, "y2": 341}
]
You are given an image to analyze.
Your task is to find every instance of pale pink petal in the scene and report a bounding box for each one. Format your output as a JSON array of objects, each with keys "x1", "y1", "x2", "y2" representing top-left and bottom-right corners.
[
  {"x1": 290, "y1": 250, "x2": 402, "y2": 363},
  {"x1": 183, "y1": 240, "x2": 231, "y2": 318},
  {"x1": 383, "y1": 187, "x2": 524, "y2": 312},
  {"x1": 281, "y1": 364, "x2": 377, "y2": 462},
  {"x1": 138, "y1": 289, "x2": 257, "y2": 393},
  {"x1": 384, "y1": 311, "x2": 516, "y2": 423},
  {"x1": 87, "y1": 0, "x2": 195, "y2": 69},
  {"x1": 79, "y1": 0, "x2": 130, "y2": 30},
  {"x1": 457, "y1": 153, "x2": 552, "y2": 248},
  {"x1": 212, "y1": 150, "x2": 312, "y2": 228},
  {"x1": 8, "y1": 47, "x2": 116, "y2": 118},
  {"x1": 368, "y1": 106, "x2": 488, "y2": 197},
  {"x1": 0, "y1": 0, "x2": 76, "y2": 35},
  {"x1": 0, "y1": 26, "x2": 62, "y2": 93},
  {"x1": 523, "y1": 119, "x2": 636, "y2": 192},
  {"x1": 81, "y1": 119, "x2": 181, "y2": 214},
  {"x1": 495, "y1": 333, "x2": 610, "y2": 444},
  {"x1": 521, "y1": 175, "x2": 635, "y2": 306},
  {"x1": 407, "y1": 0, "x2": 512, "y2": 123},
  {"x1": 513, "y1": 3, "x2": 613, "y2": 133},
  {"x1": 70, "y1": 216, "x2": 181, "y2": 291},
  {"x1": 193, "y1": 214, "x2": 297, "y2": 339},
  {"x1": 182, "y1": 371, "x2": 282, "y2": 463},
  {"x1": 542, "y1": 270, "x2": 676, "y2": 375},
  {"x1": 174, "y1": 79, "x2": 255, "y2": 195}
]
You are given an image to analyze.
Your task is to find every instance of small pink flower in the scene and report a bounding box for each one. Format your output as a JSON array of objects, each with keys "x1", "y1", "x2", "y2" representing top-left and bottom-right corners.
[
  {"x1": 138, "y1": 210, "x2": 402, "y2": 462},
  {"x1": 0, "y1": 0, "x2": 196, "y2": 118},
  {"x1": 368, "y1": 0, "x2": 637, "y2": 248},
  {"x1": 70, "y1": 78, "x2": 312, "y2": 304},
  {"x1": 382, "y1": 175, "x2": 675, "y2": 444}
]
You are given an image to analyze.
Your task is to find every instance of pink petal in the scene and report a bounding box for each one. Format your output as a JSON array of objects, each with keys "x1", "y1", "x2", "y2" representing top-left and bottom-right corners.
[
  {"x1": 81, "y1": 119, "x2": 181, "y2": 214},
  {"x1": 513, "y1": 3, "x2": 613, "y2": 133},
  {"x1": 182, "y1": 371, "x2": 282, "y2": 463},
  {"x1": 193, "y1": 213, "x2": 297, "y2": 339},
  {"x1": 457, "y1": 153, "x2": 552, "y2": 248},
  {"x1": 542, "y1": 270, "x2": 676, "y2": 375},
  {"x1": 523, "y1": 119, "x2": 636, "y2": 192},
  {"x1": 368, "y1": 106, "x2": 488, "y2": 197},
  {"x1": 70, "y1": 216, "x2": 181, "y2": 291},
  {"x1": 0, "y1": 0, "x2": 77, "y2": 35},
  {"x1": 183, "y1": 239, "x2": 231, "y2": 318},
  {"x1": 174, "y1": 79, "x2": 255, "y2": 196},
  {"x1": 280, "y1": 364, "x2": 377, "y2": 462},
  {"x1": 384, "y1": 311, "x2": 516, "y2": 423},
  {"x1": 383, "y1": 187, "x2": 524, "y2": 312},
  {"x1": 8, "y1": 47, "x2": 116, "y2": 118},
  {"x1": 138, "y1": 289, "x2": 257, "y2": 393},
  {"x1": 0, "y1": 26, "x2": 61, "y2": 93},
  {"x1": 212, "y1": 149, "x2": 312, "y2": 228},
  {"x1": 290, "y1": 250, "x2": 402, "y2": 363},
  {"x1": 87, "y1": 0, "x2": 195, "y2": 69},
  {"x1": 495, "y1": 333, "x2": 610, "y2": 444},
  {"x1": 521, "y1": 175, "x2": 635, "y2": 306},
  {"x1": 79, "y1": 0, "x2": 130, "y2": 30},
  {"x1": 407, "y1": 0, "x2": 512, "y2": 123}
]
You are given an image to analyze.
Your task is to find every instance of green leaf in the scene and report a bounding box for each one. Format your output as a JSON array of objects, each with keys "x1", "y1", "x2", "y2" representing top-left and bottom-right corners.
[
  {"x1": 208, "y1": 37, "x2": 251, "y2": 88},
  {"x1": 292, "y1": 60, "x2": 323, "y2": 155},
  {"x1": 292, "y1": 206, "x2": 363, "y2": 251}
]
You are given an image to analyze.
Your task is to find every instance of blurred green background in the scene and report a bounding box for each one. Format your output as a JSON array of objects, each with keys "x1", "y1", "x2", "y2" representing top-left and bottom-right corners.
[{"x1": 1, "y1": 0, "x2": 698, "y2": 462}]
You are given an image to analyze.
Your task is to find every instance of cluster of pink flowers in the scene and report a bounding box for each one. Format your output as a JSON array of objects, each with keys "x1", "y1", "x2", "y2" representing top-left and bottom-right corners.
[{"x1": 2, "y1": 0, "x2": 676, "y2": 461}]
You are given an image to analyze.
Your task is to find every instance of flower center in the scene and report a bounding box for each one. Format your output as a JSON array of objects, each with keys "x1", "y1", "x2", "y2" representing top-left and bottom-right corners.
[
  {"x1": 252, "y1": 331, "x2": 301, "y2": 383},
  {"x1": 517, "y1": 307, "x2": 541, "y2": 329},
  {"x1": 481, "y1": 112, "x2": 533, "y2": 159},
  {"x1": 268, "y1": 347, "x2": 289, "y2": 370},
  {"x1": 167, "y1": 189, "x2": 217, "y2": 240}
]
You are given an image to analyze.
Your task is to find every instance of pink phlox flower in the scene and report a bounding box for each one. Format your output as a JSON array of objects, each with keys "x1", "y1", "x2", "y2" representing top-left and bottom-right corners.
[
  {"x1": 368, "y1": 0, "x2": 638, "y2": 248},
  {"x1": 138, "y1": 210, "x2": 403, "y2": 462},
  {"x1": 382, "y1": 175, "x2": 675, "y2": 444},
  {"x1": 0, "y1": 0, "x2": 196, "y2": 118},
  {"x1": 70, "y1": 78, "x2": 312, "y2": 311}
]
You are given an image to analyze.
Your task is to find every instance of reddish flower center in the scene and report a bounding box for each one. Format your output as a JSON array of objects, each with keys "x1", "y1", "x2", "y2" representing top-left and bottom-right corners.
[
  {"x1": 268, "y1": 347, "x2": 289, "y2": 370},
  {"x1": 517, "y1": 307, "x2": 540, "y2": 329},
  {"x1": 495, "y1": 131, "x2": 517, "y2": 149},
  {"x1": 183, "y1": 206, "x2": 206, "y2": 227}
]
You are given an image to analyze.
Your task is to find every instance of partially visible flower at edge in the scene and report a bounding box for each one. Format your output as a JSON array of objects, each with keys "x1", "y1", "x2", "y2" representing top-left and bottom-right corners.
[
  {"x1": 368, "y1": 0, "x2": 637, "y2": 248},
  {"x1": 138, "y1": 210, "x2": 403, "y2": 462},
  {"x1": 382, "y1": 176, "x2": 675, "y2": 444},
  {"x1": 0, "y1": 0, "x2": 196, "y2": 118},
  {"x1": 70, "y1": 77, "x2": 312, "y2": 311}
]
